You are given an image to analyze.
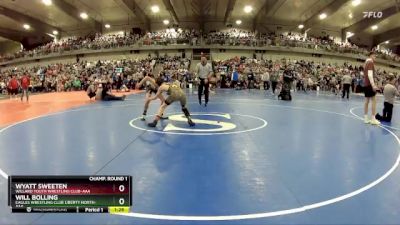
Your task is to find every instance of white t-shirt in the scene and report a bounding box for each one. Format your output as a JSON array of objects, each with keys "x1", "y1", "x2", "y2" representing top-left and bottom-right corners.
[
  {"x1": 196, "y1": 63, "x2": 212, "y2": 79},
  {"x1": 262, "y1": 72, "x2": 270, "y2": 81}
]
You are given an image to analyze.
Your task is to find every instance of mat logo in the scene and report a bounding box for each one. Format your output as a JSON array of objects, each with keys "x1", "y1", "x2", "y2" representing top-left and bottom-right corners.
[
  {"x1": 130, "y1": 112, "x2": 267, "y2": 135},
  {"x1": 164, "y1": 113, "x2": 236, "y2": 133}
]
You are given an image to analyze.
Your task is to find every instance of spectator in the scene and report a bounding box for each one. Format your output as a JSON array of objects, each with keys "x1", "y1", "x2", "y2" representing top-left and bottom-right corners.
[
  {"x1": 87, "y1": 81, "x2": 97, "y2": 100},
  {"x1": 101, "y1": 83, "x2": 126, "y2": 101},
  {"x1": 0, "y1": 79, "x2": 6, "y2": 94},
  {"x1": 262, "y1": 69, "x2": 270, "y2": 90},
  {"x1": 8, "y1": 75, "x2": 19, "y2": 99},
  {"x1": 20, "y1": 73, "x2": 30, "y2": 102},
  {"x1": 375, "y1": 74, "x2": 399, "y2": 122}
]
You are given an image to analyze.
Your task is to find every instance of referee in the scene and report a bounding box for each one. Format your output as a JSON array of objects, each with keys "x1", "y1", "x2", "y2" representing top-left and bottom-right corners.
[
  {"x1": 341, "y1": 69, "x2": 352, "y2": 99},
  {"x1": 196, "y1": 56, "x2": 213, "y2": 106}
]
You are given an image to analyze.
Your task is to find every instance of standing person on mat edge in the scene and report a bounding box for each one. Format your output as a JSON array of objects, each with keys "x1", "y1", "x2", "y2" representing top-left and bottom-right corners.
[
  {"x1": 20, "y1": 72, "x2": 30, "y2": 102},
  {"x1": 375, "y1": 74, "x2": 399, "y2": 122},
  {"x1": 363, "y1": 51, "x2": 380, "y2": 125},
  {"x1": 196, "y1": 56, "x2": 213, "y2": 106},
  {"x1": 147, "y1": 78, "x2": 195, "y2": 128},
  {"x1": 8, "y1": 74, "x2": 19, "y2": 99}
]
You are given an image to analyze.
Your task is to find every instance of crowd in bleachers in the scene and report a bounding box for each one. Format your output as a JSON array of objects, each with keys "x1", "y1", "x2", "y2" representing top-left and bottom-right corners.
[
  {"x1": 1, "y1": 29, "x2": 399, "y2": 64},
  {"x1": 206, "y1": 29, "x2": 258, "y2": 46},
  {"x1": 143, "y1": 28, "x2": 201, "y2": 46},
  {"x1": 207, "y1": 30, "x2": 400, "y2": 63},
  {"x1": 1, "y1": 53, "x2": 399, "y2": 99},
  {"x1": 0, "y1": 32, "x2": 141, "y2": 62},
  {"x1": 212, "y1": 57, "x2": 400, "y2": 94},
  {"x1": 0, "y1": 55, "x2": 194, "y2": 96},
  {"x1": 159, "y1": 56, "x2": 194, "y2": 88},
  {"x1": 0, "y1": 58, "x2": 153, "y2": 95}
]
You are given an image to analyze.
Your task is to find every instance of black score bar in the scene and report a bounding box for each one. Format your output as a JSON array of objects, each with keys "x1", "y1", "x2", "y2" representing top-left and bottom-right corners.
[{"x1": 12, "y1": 206, "x2": 130, "y2": 213}]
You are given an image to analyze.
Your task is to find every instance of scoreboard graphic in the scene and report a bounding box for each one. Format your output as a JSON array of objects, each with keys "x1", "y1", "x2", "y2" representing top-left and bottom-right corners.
[{"x1": 8, "y1": 176, "x2": 132, "y2": 213}]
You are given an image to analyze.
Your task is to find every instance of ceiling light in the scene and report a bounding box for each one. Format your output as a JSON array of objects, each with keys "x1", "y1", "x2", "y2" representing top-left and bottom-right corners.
[
  {"x1": 385, "y1": 40, "x2": 389, "y2": 44},
  {"x1": 163, "y1": 19, "x2": 169, "y2": 25},
  {"x1": 52, "y1": 30, "x2": 58, "y2": 35},
  {"x1": 236, "y1": 20, "x2": 242, "y2": 25},
  {"x1": 348, "y1": 13, "x2": 353, "y2": 18},
  {"x1": 23, "y1": 24, "x2": 30, "y2": 30},
  {"x1": 42, "y1": 0, "x2": 52, "y2": 6},
  {"x1": 371, "y1": 25, "x2": 378, "y2": 30},
  {"x1": 351, "y1": 0, "x2": 361, "y2": 6},
  {"x1": 105, "y1": 24, "x2": 111, "y2": 28},
  {"x1": 151, "y1": 5, "x2": 160, "y2": 13},
  {"x1": 319, "y1": 13, "x2": 327, "y2": 20},
  {"x1": 298, "y1": 24, "x2": 304, "y2": 29},
  {"x1": 80, "y1": 12, "x2": 88, "y2": 19},
  {"x1": 244, "y1": 5, "x2": 253, "y2": 13}
]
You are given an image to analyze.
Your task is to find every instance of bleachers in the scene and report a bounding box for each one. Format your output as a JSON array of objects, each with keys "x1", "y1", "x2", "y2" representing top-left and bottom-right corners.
[{"x1": 1, "y1": 29, "x2": 399, "y2": 67}]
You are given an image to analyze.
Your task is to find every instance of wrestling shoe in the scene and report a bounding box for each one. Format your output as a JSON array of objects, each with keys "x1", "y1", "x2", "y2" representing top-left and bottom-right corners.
[
  {"x1": 187, "y1": 118, "x2": 195, "y2": 127},
  {"x1": 364, "y1": 115, "x2": 370, "y2": 124},
  {"x1": 140, "y1": 115, "x2": 146, "y2": 121},
  {"x1": 160, "y1": 116, "x2": 169, "y2": 120},
  {"x1": 148, "y1": 120, "x2": 158, "y2": 127},
  {"x1": 370, "y1": 119, "x2": 381, "y2": 125}
]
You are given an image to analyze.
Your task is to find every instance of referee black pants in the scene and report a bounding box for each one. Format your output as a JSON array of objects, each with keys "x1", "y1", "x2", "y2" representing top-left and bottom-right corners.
[
  {"x1": 103, "y1": 94, "x2": 124, "y2": 101},
  {"x1": 271, "y1": 81, "x2": 278, "y2": 94},
  {"x1": 198, "y1": 78, "x2": 209, "y2": 104},
  {"x1": 342, "y1": 84, "x2": 350, "y2": 99},
  {"x1": 376, "y1": 102, "x2": 393, "y2": 122}
]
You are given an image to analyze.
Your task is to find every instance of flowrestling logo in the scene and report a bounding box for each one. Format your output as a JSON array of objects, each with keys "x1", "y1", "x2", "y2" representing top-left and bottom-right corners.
[
  {"x1": 363, "y1": 11, "x2": 383, "y2": 18},
  {"x1": 129, "y1": 112, "x2": 267, "y2": 135}
]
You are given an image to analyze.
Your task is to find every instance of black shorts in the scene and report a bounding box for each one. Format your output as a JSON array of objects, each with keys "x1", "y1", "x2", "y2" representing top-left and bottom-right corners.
[
  {"x1": 364, "y1": 85, "x2": 376, "y2": 98},
  {"x1": 8, "y1": 88, "x2": 18, "y2": 95},
  {"x1": 146, "y1": 87, "x2": 157, "y2": 94},
  {"x1": 88, "y1": 92, "x2": 96, "y2": 98}
]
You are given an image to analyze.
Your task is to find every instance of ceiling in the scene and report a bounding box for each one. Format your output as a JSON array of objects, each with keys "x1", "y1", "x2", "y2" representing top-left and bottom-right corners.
[
  {"x1": 0, "y1": 14, "x2": 23, "y2": 30},
  {"x1": 0, "y1": 0, "x2": 78, "y2": 28},
  {"x1": 321, "y1": 0, "x2": 394, "y2": 28},
  {"x1": 272, "y1": 0, "x2": 334, "y2": 23},
  {"x1": 0, "y1": 0, "x2": 399, "y2": 47},
  {"x1": 364, "y1": 12, "x2": 400, "y2": 35}
]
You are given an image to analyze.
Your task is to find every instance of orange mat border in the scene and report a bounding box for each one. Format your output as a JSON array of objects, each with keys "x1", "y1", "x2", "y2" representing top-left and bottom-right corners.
[{"x1": 0, "y1": 90, "x2": 141, "y2": 127}]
